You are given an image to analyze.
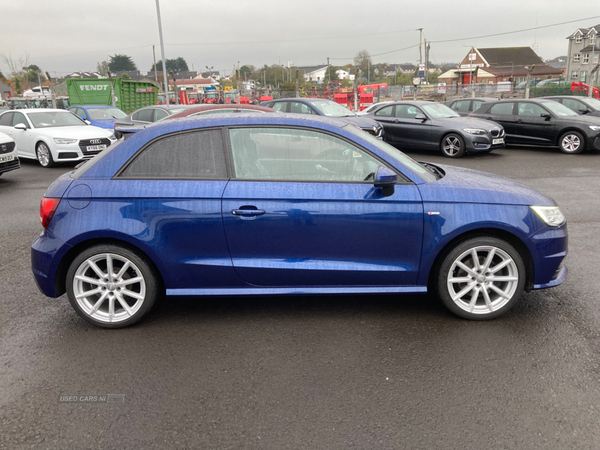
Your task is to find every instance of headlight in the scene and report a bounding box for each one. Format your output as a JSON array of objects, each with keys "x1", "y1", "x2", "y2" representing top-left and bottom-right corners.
[
  {"x1": 589, "y1": 125, "x2": 600, "y2": 131},
  {"x1": 463, "y1": 128, "x2": 486, "y2": 135},
  {"x1": 530, "y1": 206, "x2": 566, "y2": 227},
  {"x1": 53, "y1": 138, "x2": 77, "y2": 144}
]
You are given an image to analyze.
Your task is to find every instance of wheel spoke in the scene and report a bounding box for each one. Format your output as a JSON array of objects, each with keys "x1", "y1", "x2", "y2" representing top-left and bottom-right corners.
[
  {"x1": 456, "y1": 261, "x2": 478, "y2": 278},
  {"x1": 449, "y1": 276, "x2": 472, "y2": 283},
  {"x1": 106, "y1": 255, "x2": 114, "y2": 281},
  {"x1": 489, "y1": 258, "x2": 512, "y2": 274},
  {"x1": 489, "y1": 284, "x2": 510, "y2": 299},
  {"x1": 468, "y1": 288, "x2": 479, "y2": 313},
  {"x1": 76, "y1": 287, "x2": 102, "y2": 299},
  {"x1": 451, "y1": 282, "x2": 476, "y2": 301},
  {"x1": 121, "y1": 289, "x2": 144, "y2": 301},
  {"x1": 117, "y1": 276, "x2": 144, "y2": 287},
  {"x1": 115, "y1": 292, "x2": 133, "y2": 317},
  {"x1": 470, "y1": 248, "x2": 480, "y2": 271},
  {"x1": 115, "y1": 261, "x2": 130, "y2": 281},
  {"x1": 489, "y1": 275, "x2": 518, "y2": 282},
  {"x1": 75, "y1": 275, "x2": 104, "y2": 286},
  {"x1": 482, "y1": 287, "x2": 494, "y2": 312},
  {"x1": 87, "y1": 260, "x2": 106, "y2": 279},
  {"x1": 108, "y1": 296, "x2": 115, "y2": 322},
  {"x1": 89, "y1": 291, "x2": 109, "y2": 315},
  {"x1": 482, "y1": 248, "x2": 496, "y2": 272}
]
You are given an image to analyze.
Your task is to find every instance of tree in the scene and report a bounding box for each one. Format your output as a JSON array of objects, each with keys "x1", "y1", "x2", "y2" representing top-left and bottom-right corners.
[
  {"x1": 108, "y1": 54, "x2": 137, "y2": 72},
  {"x1": 0, "y1": 71, "x2": 5, "y2": 81},
  {"x1": 97, "y1": 61, "x2": 109, "y2": 75},
  {"x1": 240, "y1": 65, "x2": 253, "y2": 78},
  {"x1": 151, "y1": 57, "x2": 189, "y2": 73},
  {"x1": 353, "y1": 50, "x2": 372, "y2": 69}
]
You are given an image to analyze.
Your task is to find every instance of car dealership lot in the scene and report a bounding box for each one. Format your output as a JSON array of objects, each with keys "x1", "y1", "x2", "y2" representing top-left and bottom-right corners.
[{"x1": 1, "y1": 147, "x2": 600, "y2": 449}]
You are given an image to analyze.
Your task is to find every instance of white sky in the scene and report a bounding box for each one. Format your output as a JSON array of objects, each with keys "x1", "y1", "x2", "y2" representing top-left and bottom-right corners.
[{"x1": 2, "y1": 0, "x2": 600, "y2": 77}]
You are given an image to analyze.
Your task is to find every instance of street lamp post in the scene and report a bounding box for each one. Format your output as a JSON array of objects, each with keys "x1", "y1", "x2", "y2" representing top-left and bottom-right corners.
[{"x1": 155, "y1": 0, "x2": 170, "y2": 109}]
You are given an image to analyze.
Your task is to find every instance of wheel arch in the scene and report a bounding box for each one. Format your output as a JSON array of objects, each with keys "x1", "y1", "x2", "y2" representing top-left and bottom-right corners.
[
  {"x1": 54, "y1": 237, "x2": 165, "y2": 298},
  {"x1": 426, "y1": 227, "x2": 535, "y2": 294}
]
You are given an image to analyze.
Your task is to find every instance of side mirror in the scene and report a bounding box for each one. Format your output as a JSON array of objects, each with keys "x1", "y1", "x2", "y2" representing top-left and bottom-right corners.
[
  {"x1": 414, "y1": 114, "x2": 427, "y2": 121},
  {"x1": 84, "y1": 120, "x2": 91, "y2": 125},
  {"x1": 579, "y1": 109, "x2": 590, "y2": 114},
  {"x1": 79, "y1": 116, "x2": 87, "y2": 121},
  {"x1": 540, "y1": 113, "x2": 552, "y2": 121},
  {"x1": 374, "y1": 166, "x2": 397, "y2": 197},
  {"x1": 14, "y1": 123, "x2": 27, "y2": 131}
]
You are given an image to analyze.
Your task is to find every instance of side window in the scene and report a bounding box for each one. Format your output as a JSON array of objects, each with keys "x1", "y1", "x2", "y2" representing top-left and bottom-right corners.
[
  {"x1": 562, "y1": 98, "x2": 585, "y2": 112},
  {"x1": 451, "y1": 100, "x2": 470, "y2": 112},
  {"x1": 229, "y1": 127, "x2": 383, "y2": 183},
  {"x1": 472, "y1": 100, "x2": 484, "y2": 111},
  {"x1": 154, "y1": 109, "x2": 169, "y2": 121},
  {"x1": 270, "y1": 102, "x2": 287, "y2": 112},
  {"x1": 490, "y1": 102, "x2": 515, "y2": 115},
  {"x1": 0, "y1": 112, "x2": 13, "y2": 126},
  {"x1": 119, "y1": 129, "x2": 227, "y2": 179},
  {"x1": 12, "y1": 112, "x2": 29, "y2": 128},
  {"x1": 517, "y1": 103, "x2": 545, "y2": 117},
  {"x1": 374, "y1": 106, "x2": 393, "y2": 117},
  {"x1": 133, "y1": 109, "x2": 154, "y2": 122},
  {"x1": 289, "y1": 102, "x2": 314, "y2": 114},
  {"x1": 395, "y1": 105, "x2": 421, "y2": 119}
]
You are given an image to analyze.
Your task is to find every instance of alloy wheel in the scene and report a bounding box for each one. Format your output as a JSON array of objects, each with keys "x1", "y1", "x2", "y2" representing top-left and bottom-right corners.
[
  {"x1": 72, "y1": 253, "x2": 147, "y2": 323},
  {"x1": 446, "y1": 245, "x2": 519, "y2": 315}
]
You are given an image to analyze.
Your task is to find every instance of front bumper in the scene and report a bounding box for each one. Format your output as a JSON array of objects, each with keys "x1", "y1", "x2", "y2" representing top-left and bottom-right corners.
[
  {"x1": 51, "y1": 139, "x2": 116, "y2": 162},
  {"x1": 464, "y1": 130, "x2": 506, "y2": 152},
  {"x1": 0, "y1": 156, "x2": 20, "y2": 174}
]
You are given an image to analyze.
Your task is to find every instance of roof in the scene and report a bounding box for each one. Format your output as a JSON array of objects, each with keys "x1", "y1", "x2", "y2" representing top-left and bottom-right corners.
[
  {"x1": 477, "y1": 47, "x2": 544, "y2": 67},
  {"x1": 168, "y1": 79, "x2": 211, "y2": 86},
  {"x1": 74, "y1": 105, "x2": 123, "y2": 110},
  {"x1": 484, "y1": 65, "x2": 563, "y2": 77},
  {"x1": 567, "y1": 24, "x2": 600, "y2": 39},
  {"x1": 166, "y1": 104, "x2": 275, "y2": 119},
  {"x1": 580, "y1": 44, "x2": 600, "y2": 52},
  {"x1": 298, "y1": 65, "x2": 328, "y2": 75}
]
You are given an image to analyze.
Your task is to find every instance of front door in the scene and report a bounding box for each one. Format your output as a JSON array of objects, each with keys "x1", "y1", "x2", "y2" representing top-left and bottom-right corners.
[
  {"x1": 484, "y1": 102, "x2": 518, "y2": 143},
  {"x1": 513, "y1": 102, "x2": 555, "y2": 146},
  {"x1": 221, "y1": 126, "x2": 424, "y2": 287}
]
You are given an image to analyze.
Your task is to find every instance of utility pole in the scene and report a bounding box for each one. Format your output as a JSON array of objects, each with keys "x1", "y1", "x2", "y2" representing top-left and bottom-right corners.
[
  {"x1": 419, "y1": 30, "x2": 423, "y2": 65},
  {"x1": 296, "y1": 69, "x2": 299, "y2": 97},
  {"x1": 525, "y1": 65, "x2": 535, "y2": 99},
  {"x1": 170, "y1": 71, "x2": 179, "y2": 104},
  {"x1": 327, "y1": 57, "x2": 330, "y2": 85},
  {"x1": 152, "y1": 45, "x2": 158, "y2": 87},
  {"x1": 590, "y1": 60, "x2": 600, "y2": 97},
  {"x1": 155, "y1": 0, "x2": 170, "y2": 110},
  {"x1": 106, "y1": 70, "x2": 117, "y2": 107},
  {"x1": 45, "y1": 72, "x2": 57, "y2": 109}
]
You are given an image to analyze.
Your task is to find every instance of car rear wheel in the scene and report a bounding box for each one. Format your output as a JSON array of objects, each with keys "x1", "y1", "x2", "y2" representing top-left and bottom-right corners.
[
  {"x1": 440, "y1": 133, "x2": 466, "y2": 158},
  {"x1": 36, "y1": 142, "x2": 55, "y2": 168},
  {"x1": 436, "y1": 237, "x2": 526, "y2": 320},
  {"x1": 66, "y1": 244, "x2": 159, "y2": 328},
  {"x1": 558, "y1": 131, "x2": 584, "y2": 154}
]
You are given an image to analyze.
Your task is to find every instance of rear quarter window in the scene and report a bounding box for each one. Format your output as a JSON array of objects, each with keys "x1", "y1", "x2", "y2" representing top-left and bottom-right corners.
[{"x1": 119, "y1": 129, "x2": 228, "y2": 179}]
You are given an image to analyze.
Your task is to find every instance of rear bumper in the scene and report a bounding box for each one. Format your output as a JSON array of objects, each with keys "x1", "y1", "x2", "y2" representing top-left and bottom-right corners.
[{"x1": 31, "y1": 230, "x2": 72, "y2": 298}]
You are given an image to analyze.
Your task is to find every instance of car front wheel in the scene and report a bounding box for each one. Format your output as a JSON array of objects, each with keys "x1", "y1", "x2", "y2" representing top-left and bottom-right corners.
[
  {"x1": 66, "y1": 244, "x2": 159, "y2": 328},
  {"x1": 440, "y1": 133, "x2": 466, "y2": 158},
  {"x1": 436, "y1": 237, "x2": 526, "y2": 320},
  {"x1": 36, "y1": 142, "x2": 55, "y2": 167},
  {"x1": 559, "y1": 131, "x2": 584, "y2": 154}
]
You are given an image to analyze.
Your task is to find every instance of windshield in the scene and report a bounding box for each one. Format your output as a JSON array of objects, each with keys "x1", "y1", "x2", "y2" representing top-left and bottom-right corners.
[
  {"x1": 309, "y1": 100, "x2": 354, "y2": 117},
  {"x1": 29, "y1": 111, "x2": 86, "y2": 128},
  {"x1": 580, "y1": 97, "x2": 600, "y2": 109},
  {"x1": 421, "y1": 103, "x2": 460, "y2": 118},
  {"x1": 542, "y1": 101, "x2": 578, "y2": 117},
  {"x1": 87, "y1": 108, "x2": 127, "y2": 120},
  {"x1": 343, "y1": 124, "x2": 437, "y2": 182}
]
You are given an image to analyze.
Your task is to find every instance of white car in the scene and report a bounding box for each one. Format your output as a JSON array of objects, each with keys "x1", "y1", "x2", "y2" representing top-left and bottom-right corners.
[
  {"x1": 356, "y1": 101, "x2": 394, "y2": 116},
  {"x1": 0, "y1": 131, "x2": 19, "y2": 176},
  {"x1": 23, "y1": 86, "x2": 51, "y2": 98},
  {"x1": 0, "y1": 109, "x2": 117, "y2": 167}
]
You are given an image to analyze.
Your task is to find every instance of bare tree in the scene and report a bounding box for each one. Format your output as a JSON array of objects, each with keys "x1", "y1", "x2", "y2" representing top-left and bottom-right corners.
[
  {"x1": 353, "y1": 50, "x2": 372, "y2": 69},
  {"x1": 0, "y1": 53, "x2": 30, "y2": 78}
]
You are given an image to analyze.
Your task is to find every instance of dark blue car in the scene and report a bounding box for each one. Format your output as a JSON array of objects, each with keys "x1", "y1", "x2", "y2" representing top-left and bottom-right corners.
[
  {"x1": 31, "y1": 114, "x2": 568, "y2": 328},
  {"x1": 68, "y1": 105, "x2": 127, "y2": 130}
]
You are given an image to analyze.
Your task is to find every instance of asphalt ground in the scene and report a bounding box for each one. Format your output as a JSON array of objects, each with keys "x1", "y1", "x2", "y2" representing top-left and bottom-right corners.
[{"x1": 1, "y1": 145, "x2": 599, "y2": 450}]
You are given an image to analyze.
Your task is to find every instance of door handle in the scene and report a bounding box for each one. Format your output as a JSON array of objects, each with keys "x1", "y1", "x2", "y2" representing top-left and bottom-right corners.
[
  {"x1": 393, "y1": 119, "x2": 400, "y2": 123},
  {"x1": 516, "y1": 119, "x2": 523, "y2": 124},
  {"x1": 232, "y1": 209, "x2": 265, "y2": 216},
  {"x1": 486, "y1": 117, "x2": 493, "y2": 120}
]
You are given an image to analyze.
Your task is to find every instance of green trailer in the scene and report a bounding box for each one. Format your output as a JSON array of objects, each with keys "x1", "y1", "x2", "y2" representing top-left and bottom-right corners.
[{"x1": 66, "y1": 78, "x2": 158, "y2": 114}]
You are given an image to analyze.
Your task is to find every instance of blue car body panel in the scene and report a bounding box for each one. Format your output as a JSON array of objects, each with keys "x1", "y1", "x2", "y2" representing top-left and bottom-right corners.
[
  {"x1": 31, "y1": 114, "x2": 568, "y2": 299},
  {"x1": 68, "y1": 105, "x2": 124, "y2": 130}
]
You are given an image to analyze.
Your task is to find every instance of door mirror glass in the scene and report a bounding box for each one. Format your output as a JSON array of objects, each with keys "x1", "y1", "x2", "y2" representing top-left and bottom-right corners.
[
  {"x1": 14, "y1": 123, "x2": 27, "y2": 130},
  {"x1": 374, "y1": 166, "x2": 397, "y2": 197}
]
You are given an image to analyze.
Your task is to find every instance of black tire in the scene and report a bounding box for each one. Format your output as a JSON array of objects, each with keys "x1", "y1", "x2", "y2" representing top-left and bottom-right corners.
[
  {"x1": 36, "y1": 142, "x2": 55, "y2": 168},
  {"x1": 114, "y1": 130, "x2": 123, "y2": 139},
  {"x1": 558, "y1": 131, "x2": 584, "y2": 154},
  {"x1": 66, "y1": 244, "x2": 159, "y2": 328},
  {"x1": 440, "y1": 133, "x2": 466, "y2": 158},
  {"x1": 435, "y1": 236, "x2": 526, "y2": 320}
]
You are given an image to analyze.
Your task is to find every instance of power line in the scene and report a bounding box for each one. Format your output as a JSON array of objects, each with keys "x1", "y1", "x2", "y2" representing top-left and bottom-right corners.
[{"x1": 430, "y1": 15, "x2": 600, "y2": 44}]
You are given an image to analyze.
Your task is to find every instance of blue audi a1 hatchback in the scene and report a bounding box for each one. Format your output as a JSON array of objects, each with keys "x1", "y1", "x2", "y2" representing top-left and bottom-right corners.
[{"x1": 32, "y1": 115, "x2": 568, "y2": 328}]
